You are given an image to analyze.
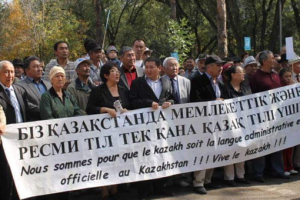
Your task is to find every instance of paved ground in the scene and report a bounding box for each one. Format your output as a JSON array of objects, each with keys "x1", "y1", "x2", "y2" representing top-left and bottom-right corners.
[{"x1": 69, "y1": 169, "x2": 300, "y2": 200}]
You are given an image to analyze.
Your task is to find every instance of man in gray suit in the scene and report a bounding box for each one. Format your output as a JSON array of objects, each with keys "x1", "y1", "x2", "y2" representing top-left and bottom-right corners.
[
  {"x1": 16, "y1": 56, "x2": 51, "y2": 121},
  {"x1": 163, "y1": 57, "x2": 190, "y2": 104},
  {"x1": 119, "y1": 46, "x2": 144, "y2": 90},
  {"x1": 163, "y1": 57, "x2": 191, "y2": 187}
]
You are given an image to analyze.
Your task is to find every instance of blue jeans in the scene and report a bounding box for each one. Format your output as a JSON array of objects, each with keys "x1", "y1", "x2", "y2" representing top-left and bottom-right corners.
[{"x1": 252, "y1": 150, "x2": 284, "y2": 177}]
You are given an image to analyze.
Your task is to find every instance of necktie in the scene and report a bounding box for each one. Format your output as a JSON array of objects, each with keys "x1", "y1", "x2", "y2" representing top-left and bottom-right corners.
[
  {"x1": 5, "y1": 88, "x2": 23, "y2": 123},
  {"x1": 170, "y1": 78, "x2": 180, "y2": 104}
]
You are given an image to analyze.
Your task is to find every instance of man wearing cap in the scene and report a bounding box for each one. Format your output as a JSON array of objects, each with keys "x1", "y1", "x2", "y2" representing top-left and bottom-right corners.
[
  {"x1": 107, "y1": 45, "x2": 121, "y2": 67},
  {"x1": 119, "y1": 46, "x2": 144, "y2": 90},
  {"x1": 12, "y1": 58, "x2": 25, "y2": 81},
  {"x1": 133, "y1": 39, "x2": 146, "y2": 68},
  {"x1": 242, "y1": 56, "x2": 258, "y2": 84},
  {"x1": 142, "y1": 47, "x2": 153, "y2": 61},
  {"x1": 43, "y1": 41, "x2": 76, "y2": 88},
  {"x1": 250, "y1": 50, "x2": 289, "y2": 182},
  {"x1": 190, "y1": 55, "x2": 227, "y2": 195},
  {"x1": 292, "y1": 56, "x2": 300, "y2": 171},
  {"x1": 86, "y1": 41, "x2": 103, "y2": 86},
  {"x1": 15, "y1": 56, "x2": 51, "y2": 121},
  {"x1": 191, "y1": 54, "x2": 207, "y2": 80},
  {"x1": 288, "y1": 55, "x2": 300, "y2": 83},
  {"x1": 67, "y1": 58, "x2": 96, "y2": 111}
]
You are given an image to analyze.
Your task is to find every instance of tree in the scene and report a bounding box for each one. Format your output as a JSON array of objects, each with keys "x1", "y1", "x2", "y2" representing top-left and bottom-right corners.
[{"x1": 217, "y1": 0, "x2": 228, "y2": 57}]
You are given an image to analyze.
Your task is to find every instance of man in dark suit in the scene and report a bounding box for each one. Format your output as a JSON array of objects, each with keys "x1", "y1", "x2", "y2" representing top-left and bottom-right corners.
[
  {"x1": 191, "y1": 53, "x2": 207, "y2": 80},
  {"x1": 129, "y1": 57, "x2": 175, "y2": 199},
  {"x1": 130, "y1": 57, "x2": 174, "y2": 109},
  {"x1": 190, "y1": 55, "x2": 227, "y2": 195},
  {"x1": 119, "y1": 46, "x2": 144, "y2": 90},
  {"x1": 0, "y1": 60, "x2": 39, "y2": 200},
  {"x1": 16, "y1": 56, "x2": 51, "y2": 121}
]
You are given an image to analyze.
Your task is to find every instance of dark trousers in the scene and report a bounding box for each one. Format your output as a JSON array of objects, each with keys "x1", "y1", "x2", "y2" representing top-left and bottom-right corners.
[
  {"x1": 134, "y1": 177, "x2": 168, "y2": 196},
  {"x1": 0, "y1": 145, "x2": 19, "y2": 200}
]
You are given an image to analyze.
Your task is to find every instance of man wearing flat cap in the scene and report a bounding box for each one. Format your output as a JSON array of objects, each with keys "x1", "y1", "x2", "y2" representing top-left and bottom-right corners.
[
  {"x1": 12, "y1": 58, "x2": 25, "y2": 81},
  {"x1": 242, "y1": 56, "x2": 258, "y2": 85},
  {"x1": 67, "y1": 58, "x2": 96, "y2": 111},
  {"x1": 86, "y1": 41, "x2": 103, "y2": 86},
  {"x1": 190, "y1": 55, "x2": 227, "y2": 195},
  {"x1": 191, "y1": 53, "x2": 207, "y2": 80}
]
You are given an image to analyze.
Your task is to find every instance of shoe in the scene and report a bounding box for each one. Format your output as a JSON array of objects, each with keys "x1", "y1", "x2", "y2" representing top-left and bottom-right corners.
[
  {"x1": 224, "y1": 180, "x2": 236, "y2": 187},
  {"x1": 290, "y1": 169, "x2": 298, "y2": 174},
  {"x1": 179, "y1": 180, "x2": 190, "y2": 187},
  {"x1": 193, "y1": 186, "x2": 207, "y2": 194},
  {"x1": 253, "y1": 176, "x2": 265, "y2": 183},
  {"x1": 204, "y1": 183, "x2": 221, "y2": 189},
  {"x1": 284, "y1": 171, "x2": 291, "y2": 176},
  {"x1": 235, "y1": 178, "x2": 250, "y2": 184}
]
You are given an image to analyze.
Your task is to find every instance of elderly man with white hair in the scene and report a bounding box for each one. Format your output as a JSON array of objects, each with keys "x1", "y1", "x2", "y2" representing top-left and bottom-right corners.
[
  {"x1": 0, "y1": 60, "x2": 39, "y2": 200},
  {"x1": 162, "y1": 57, "x2": 190, "y2": 104}
]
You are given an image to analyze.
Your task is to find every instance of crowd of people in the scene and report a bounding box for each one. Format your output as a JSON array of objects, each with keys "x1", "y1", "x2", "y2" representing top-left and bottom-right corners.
[{"x1": 0, "y1": 38, "x2": 300, "y2": 200}]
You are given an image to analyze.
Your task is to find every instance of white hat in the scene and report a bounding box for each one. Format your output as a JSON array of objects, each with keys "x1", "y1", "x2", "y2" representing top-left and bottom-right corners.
[
  {"x1": 49, "y1": 66, "x2": 65, "y2": 80},
  {"x1": 288, "y1": 53, "x2": 300, "y2": 65},
  {"x1": 242, "y1": 56, "x2": 257, "y2": 68},
  {"x1": 144, "y1": 47, "x2": 153, "y2": 54},
  {"x1": 75, "y1": 58, "x2": 92, "y2": 69}
]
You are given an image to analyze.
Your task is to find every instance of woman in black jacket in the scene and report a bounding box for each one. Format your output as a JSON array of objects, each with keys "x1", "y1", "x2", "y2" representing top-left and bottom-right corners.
[
  {"x1": 223, "y1": 65, "x2": 252, "y2": 186},
  {"x1": 86, "y1": 62, "x2": 130, "y2": 200}
]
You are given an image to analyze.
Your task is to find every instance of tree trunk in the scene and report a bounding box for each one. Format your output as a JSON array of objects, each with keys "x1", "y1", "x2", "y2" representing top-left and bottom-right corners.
[
  {"x1": 260, "y1": 0, "x2": 274, "y2": 50},
  {"x1": 217, "y1": 0, "x2": 227, "y2": 58},
  {"x1": 251, "y1": 0, "x2": 258, "y2": 55},
  {"x1": 170, "y1": 0, "x2": 176, "y2": 20},
  {"x1": 267, "y1": 0, "x2": 286, "y2": 53},
  {"x1": 291, "y1": 0, "x2": 300, "y2": 33},
  {"x1": 94, "y1": 0, "x2": 103, "y2": 44},
  {"x1": 226, "y1": 0, "x2": 243, "y2": 56}
]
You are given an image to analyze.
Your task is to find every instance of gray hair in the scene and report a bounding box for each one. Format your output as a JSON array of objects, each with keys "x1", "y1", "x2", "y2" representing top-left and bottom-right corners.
[
  {"x1": 0, "y1": 60, "x2": 13, "y2": 71},
  {"x1": 163, "y1": 57, "x2": 178, "y2": 68},
  {"x1": 119, "y1": 46, "x2": 133, "y2": 56},
  {"x1": 258, "y1": 50, "x2": 273, "y2": 66}
]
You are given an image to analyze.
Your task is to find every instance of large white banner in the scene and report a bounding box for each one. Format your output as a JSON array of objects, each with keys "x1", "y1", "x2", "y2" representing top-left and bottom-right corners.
[{"x1": 2, "y1": 84, "x2": 300, "y2": 199}]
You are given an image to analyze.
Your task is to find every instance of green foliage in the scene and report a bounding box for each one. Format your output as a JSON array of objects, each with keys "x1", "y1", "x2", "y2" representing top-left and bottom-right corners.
[
  {"x1": 2, "y1": 0, "x2": 300, "y2": 61},
  {"x1": 167, "y1": 18, "x2": 196, "y2": 63}
]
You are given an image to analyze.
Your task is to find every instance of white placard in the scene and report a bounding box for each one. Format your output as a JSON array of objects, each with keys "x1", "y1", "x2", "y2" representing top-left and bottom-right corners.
[
  {"x1": 286, "y1": 37, "x2": 294, "y2": 60},
  {"x1": 2, "y1": 84, "x2": 300, "y2": 199}
]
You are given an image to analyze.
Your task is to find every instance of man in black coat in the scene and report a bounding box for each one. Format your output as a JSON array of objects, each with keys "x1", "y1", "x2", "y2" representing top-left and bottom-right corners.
[
  {"x1": 129, "y1": 57, "x2": 175, "y2": 199},
  {"x1": 130, "y1": 57, "x2": 174, "y2": 109},
  {"x1": 190, "y1": 55, "x2": 227, "y2": 195},
  {"x1": 0, "y1": 60, "x2": 39, "y2": 200}
]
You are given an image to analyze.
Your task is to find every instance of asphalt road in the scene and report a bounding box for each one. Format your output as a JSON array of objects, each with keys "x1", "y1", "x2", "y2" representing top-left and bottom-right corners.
[{"x1": 69, "y1": 169, "x2": 300, "y2": 200}]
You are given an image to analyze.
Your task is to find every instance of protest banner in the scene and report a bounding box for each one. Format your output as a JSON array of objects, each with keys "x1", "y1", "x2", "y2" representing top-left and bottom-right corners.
[{"x1": 2, "y1": 84, "x2": 300, "y2": 199}]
